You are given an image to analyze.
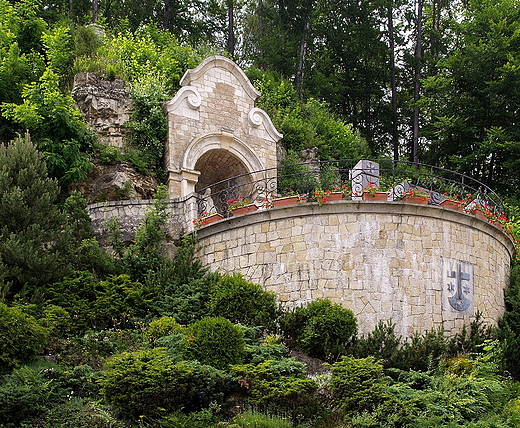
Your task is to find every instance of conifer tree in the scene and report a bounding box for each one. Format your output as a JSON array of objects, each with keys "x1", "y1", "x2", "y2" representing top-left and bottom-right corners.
[{"x1": 0, "y1": 135, "x2": 70, "y2": 300}]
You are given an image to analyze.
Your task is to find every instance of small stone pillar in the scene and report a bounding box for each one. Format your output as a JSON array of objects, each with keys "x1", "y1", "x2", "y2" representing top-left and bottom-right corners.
[{"x1": 351, "y1": 160, "x2": 380, "y2": 198}]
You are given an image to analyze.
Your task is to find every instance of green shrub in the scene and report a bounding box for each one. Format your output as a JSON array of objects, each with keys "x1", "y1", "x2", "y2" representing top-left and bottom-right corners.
[
  {"x1": 230, "y1": 358, "x2": 322, "y2": 421},
  {"x1": 92, "y1": 274, "x2": 153, "y2": 329},
  {"x1": 0, "y1": 365, "x2": 55, "y2": 425},
  {"x1": 395, "y1": 327, "x2": 447, "y2": 372},
  {"x1": 39, "y1": 399, "x2": 125, "y2": 428},
  {"x1": 147, "y1": 316, "x2": 186, "y2": 343},
  {"x1": 151, "y1": 235, "x2": 219, "y2": 324},
  {"x1": 347, "y1": 320, "x2": 401, "y2": 368},
  {"x1": 99, "y1": 348, "x2": 232, "y2": 420},
  {"x1": 186, "y1": 317, "x2": 245, "y2": 369},
  {"x1": 328, "y1": 356, "x2": 388, "y2": 414},
  {"x1": 245, "y1": 334, "x2": 289, "y2": 365},
  {"x1": 0, "y1": 303, "x2": 49, "y2": 368},
  {"x1": 48, "y1": 273, "x2": 152, "y2": 331},
  {"x1": 226, "y1": 410, "x2": 293, "y2": 428},
  {"x1": 209, "y1": 273, "x2": 279, "y2": 329},
  {"x1": 283, "y1": 299, "x2": 357, "y2": 362},
  {"x1": 51, "y1": 328, "x2": 147, "y2": 368}
]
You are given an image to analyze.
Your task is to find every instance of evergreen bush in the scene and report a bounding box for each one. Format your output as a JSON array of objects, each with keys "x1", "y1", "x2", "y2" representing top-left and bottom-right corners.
[
  {"x1": 283, "y1": 299, "x2": 357, "y2": 362},
  {"x1": 230, "y1": 358, "x2": 322, "y2": 421},
  {"x1": 0, "y1": 366, "x2": 56, "y2": 425},
  {"x1": 209, "y1": 273, "x2": 279, "y2": 329},
  {"x1": 0, "y1": 303, "x2": 49, "y2": 368},
  {"x1": 186, "y1": 317, "x2": 245, "y2": 370},
  {"x1": 328, "y1": 356, "x2": 388, "y2": 414},
  {"x1": 147, "y1": 316, "x2": 186, "y2": 343},
  {"x1": 99, "y1": 348, "x2": 232, "y2": 420}
]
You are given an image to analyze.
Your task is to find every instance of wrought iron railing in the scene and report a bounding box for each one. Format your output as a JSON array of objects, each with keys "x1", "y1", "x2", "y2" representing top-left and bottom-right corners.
[{"x1": 196, "y1": 159, "x2": 504, "y2": 217}]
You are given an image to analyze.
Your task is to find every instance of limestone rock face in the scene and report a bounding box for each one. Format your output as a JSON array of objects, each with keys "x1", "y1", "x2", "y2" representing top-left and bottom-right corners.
[
  {"x1": 72, "y1": 73, "x2": 132, "y2": 148},
  {"x1": 70, "y1": 163, "x2": 158, "y2": 203}
]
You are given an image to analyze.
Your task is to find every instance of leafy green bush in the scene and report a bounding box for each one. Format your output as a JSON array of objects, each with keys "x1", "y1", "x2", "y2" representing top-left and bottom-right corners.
[
  {"x1": 0, "y1": 303, "x2": 49, "y2": 368},
  {"x1": 46, "y1": 272, "x2": 151, "y2": 330},
  {"x1": 244, "y1": 334, "x2": 289, "y2": 365},
  {"x1": 91, "y1": 274, "x2": 152, "y2": 329},
  {"x1": 347, "y1": 320, "x2": 401, "y2": 368},
  {"x1": 99, "y1": 348, "x2": 232, "y2": 420},
  {"x1": 283, "y1": 299, "x2": 357, "y2": 362},
  {"x1": 224, "y1": 410, "x2": 293, "y2": 428},
  {"x1": 186, "y1": 317, "x2": 245, "y2": 369},
  {"x1": 209, "y1": 273, "x2": 279, "y2": 329},
  {"x1": 126, "y1": 75, "x2": 170, "y2": 177},
  {"x1": 147, "y1": 316, "x2": 186, "y2": 343},
  {"x1": 122, "y1": 185, "x2": 169, "y2": 282},
  {"x1": 0, "y1": 365, "x2": 56, "y2": 425},
  {"x1": 51, "y1": 328, "x2": 147, "y2": 368},
  {"x1": 328, "y1": 356, "x2": 388, "y2": 414},
  {"x1": 395, "y1": 328, "x2": 447, "y2": 372},
  {"x1": 249, "y1": 69, "x2": 370, "y2": 160},
  {"x1": 1, "y1": 69, "x2": 95, "y2": 185},
  {"x1": 230, "y1": 358, "x2": 322, "y2": 421}
]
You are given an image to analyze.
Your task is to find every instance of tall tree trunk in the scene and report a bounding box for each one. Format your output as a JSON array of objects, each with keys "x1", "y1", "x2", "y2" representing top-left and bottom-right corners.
[
  {"x1": 227, "y1": 0, "x2": 235, "y2": 57},
  {"x1": 412, "y1": 0, "x2": 423, "y2": 164},
  {"x1": 388, "y1": 0, "x2": 399, "y2": 161},
  {"x1": 92, "y1": 0, "x2": 99, "y2": 23},
  {"x1": 258, "y1": 0, "x2": 265, "y2": 63},
  {"x1": 164, "y1": 0, "x2": 171, "y2": 30},
  {"x1": 69, "y1": 0, "x2": 74, "y2": 18},
  {"x1": 295, "y1": 10, "x2": 312, "y2": 97}
]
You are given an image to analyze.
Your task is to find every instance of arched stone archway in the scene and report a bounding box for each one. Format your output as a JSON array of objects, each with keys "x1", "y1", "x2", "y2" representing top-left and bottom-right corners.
[{"x1": 194, "y1": 149, "x2": 250, "y2": 193}]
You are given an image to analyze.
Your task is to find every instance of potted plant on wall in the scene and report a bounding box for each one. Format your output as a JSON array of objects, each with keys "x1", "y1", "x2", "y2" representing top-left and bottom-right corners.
[
  {"x1": 193, "y1": 211, "x2": 224, "y2": 228},
  {"x1": 272, "y1": 189, "x2": 302, "y2": 207},
  {"x1": 440, "y1": 193, "x2": 465, "y2": 211},
  {"x1": 401, "y1": 188, "x2": 429, "y2": 204},
  {"x1": 227, "y1": 197, "x2": 258, "y2": 216},
  {"x1": 361, "y1": 183, "x2": 388, "y2": 201}
]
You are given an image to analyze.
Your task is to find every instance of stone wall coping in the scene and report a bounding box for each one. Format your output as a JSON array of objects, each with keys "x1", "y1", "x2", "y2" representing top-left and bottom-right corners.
[
  {"x1": 88, "y1": 198, "x2": 182, "y2": 211},
  {"x1": 195, "y1": 200, "x2": 516, "y2": 258}
]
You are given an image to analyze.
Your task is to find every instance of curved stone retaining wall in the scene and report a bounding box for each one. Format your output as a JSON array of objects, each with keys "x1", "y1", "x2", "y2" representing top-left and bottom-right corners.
[{"x1": 195, "y1": 201, "x2": 515, "y2": 338}]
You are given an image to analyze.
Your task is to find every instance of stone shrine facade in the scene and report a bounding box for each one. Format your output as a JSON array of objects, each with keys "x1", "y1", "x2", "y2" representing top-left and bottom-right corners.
[{"x1": 163, "y1": 56, "x2": 282, "y2": 199}]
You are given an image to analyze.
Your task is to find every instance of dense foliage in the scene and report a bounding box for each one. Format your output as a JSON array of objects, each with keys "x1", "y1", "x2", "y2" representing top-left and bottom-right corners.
[{"x1": 0, "y1": 0, "x2": 520, "y2": 426}]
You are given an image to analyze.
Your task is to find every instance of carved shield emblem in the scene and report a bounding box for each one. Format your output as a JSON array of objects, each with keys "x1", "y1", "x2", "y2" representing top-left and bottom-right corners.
[{"x1": 442, "y1": 258, "x2": 474, "y2": 315}]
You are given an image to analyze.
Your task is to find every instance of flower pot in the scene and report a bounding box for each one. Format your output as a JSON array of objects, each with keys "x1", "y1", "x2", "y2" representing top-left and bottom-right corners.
[
  {"x1": 362, "y1": 192, "x2": 388, "y2": 201},
  {"x1": 440, "y1": 199, "x2": 464, "y2": 212},
  {"x1": 273, "y1": 196, "x2": 299, "y2": 208},
  {"x1": 403, "y1": 195, "x2": 428, "y2": 204},
  {"x1": 327, "y1": 192, "x2": 344, "y2": 201},
  {"x1": 231, "y1": 204, "x2": 258, "y2": 216},
  {"x1": 472, "y1": 209, "x2": 488, "y2": 221},
  {"x1": 203, "y1": 213, "x2": 224, "y2": 225}
]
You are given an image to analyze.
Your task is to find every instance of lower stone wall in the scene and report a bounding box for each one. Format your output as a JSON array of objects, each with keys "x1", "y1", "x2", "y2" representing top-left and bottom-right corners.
[
  {"x1": 195, "y1": 201, "x2": 515, "y2": 338},
  {"x1": 87, "y1": 194, "x2": 198, "y2": 246}
]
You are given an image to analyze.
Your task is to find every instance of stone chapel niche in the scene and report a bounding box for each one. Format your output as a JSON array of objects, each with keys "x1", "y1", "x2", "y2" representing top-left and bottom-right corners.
[{"x1": 163, "y1": 56, "x2": 282, "y2": 200}]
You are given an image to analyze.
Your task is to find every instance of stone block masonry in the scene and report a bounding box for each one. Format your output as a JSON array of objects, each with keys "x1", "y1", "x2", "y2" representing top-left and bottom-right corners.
[{"x1": 195, "y1": 201, "x2": 515, "y2": 338}]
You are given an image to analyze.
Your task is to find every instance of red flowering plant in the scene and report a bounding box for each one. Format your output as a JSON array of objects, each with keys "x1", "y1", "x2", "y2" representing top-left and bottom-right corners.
[
  {"x1": 193, "y1": 212, "x2": 212, "y2": 228},
  {"x1": 313, "y1": 189, "x2": 330, "y2": 205},
  {"x1": 442, "y1": 192, "x2": 464, "y2": 206},
  {"x1": 362, "y1": 182, "x2": 380, "y2": 196},
  {"x1": 261, "y1": 197, "x2": 274, "y2": 209},
  {"x1": 226, "y1": 196, "x2": 252, "y2": 211},
  {"x1": 334, "y1": 184, "x2": 351, "y2": 198},
  {"x1": 402, "y1": 188, "x2": 430, "y2": 202}
]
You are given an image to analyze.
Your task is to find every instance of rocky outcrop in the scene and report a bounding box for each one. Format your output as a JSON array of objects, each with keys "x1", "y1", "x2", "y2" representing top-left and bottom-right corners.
[
  {"x1": 70, "y1": 163, "x2": 158, "y2": 203},
  {"x1": 72, "y1": 73, "x2": 132, "y2": 148}
]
